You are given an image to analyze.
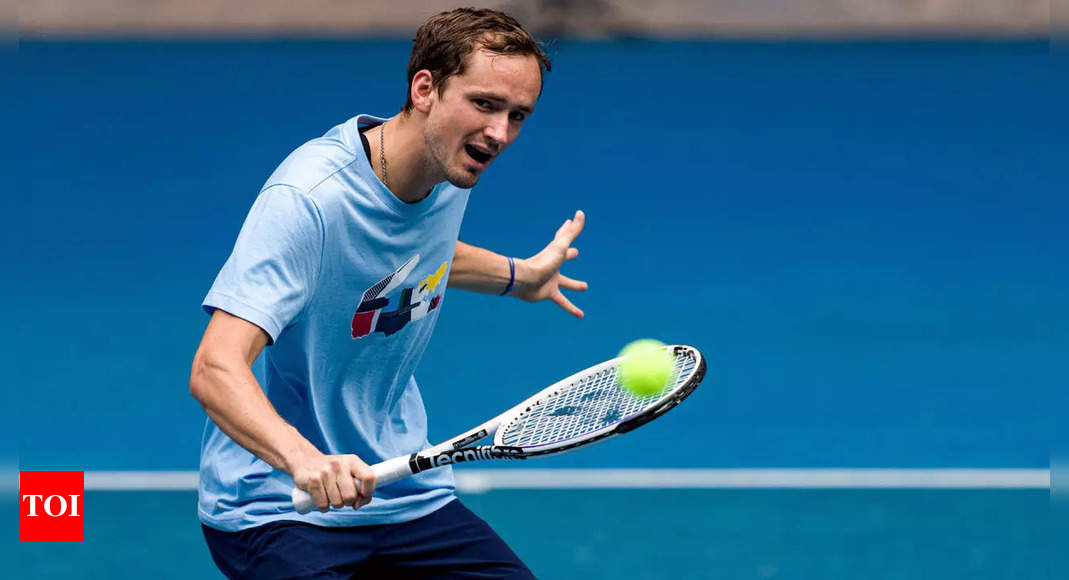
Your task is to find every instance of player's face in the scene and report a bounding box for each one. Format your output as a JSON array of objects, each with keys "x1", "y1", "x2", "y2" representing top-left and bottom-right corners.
[{"x1": 423, "y1": 48, "x2": 542, "y2": 189}]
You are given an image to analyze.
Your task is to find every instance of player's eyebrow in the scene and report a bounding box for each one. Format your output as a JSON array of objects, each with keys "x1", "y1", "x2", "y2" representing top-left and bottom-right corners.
[{"x1": 471, "y1": 92, "x2": 534, "y2": 115}]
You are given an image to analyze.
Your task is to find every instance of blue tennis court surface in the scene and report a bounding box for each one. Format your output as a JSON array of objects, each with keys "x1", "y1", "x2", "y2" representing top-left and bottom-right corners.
[
  {"x1": 14, "y1": 489, "x2": 1047, "y2": 579},
  {"x1": 13, "y1": 37, "x2": 1058, "y2": 577}
]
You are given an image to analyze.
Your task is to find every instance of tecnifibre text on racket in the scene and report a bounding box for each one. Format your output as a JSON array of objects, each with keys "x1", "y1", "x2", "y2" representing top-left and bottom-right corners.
[{"x1": 293, "y1": 345, "x2": 705, "y2": 513}]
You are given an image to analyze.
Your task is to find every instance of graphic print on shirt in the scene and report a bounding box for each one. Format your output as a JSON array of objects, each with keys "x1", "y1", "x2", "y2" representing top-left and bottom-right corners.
[{"x1": 351, "y1": 254, "x2": 448, "y2": 338}]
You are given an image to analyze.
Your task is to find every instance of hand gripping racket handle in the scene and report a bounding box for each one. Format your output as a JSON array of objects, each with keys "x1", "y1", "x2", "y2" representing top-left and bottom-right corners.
[{"x1": 291, "y1": 455, "x2": 415, "y2": 514}]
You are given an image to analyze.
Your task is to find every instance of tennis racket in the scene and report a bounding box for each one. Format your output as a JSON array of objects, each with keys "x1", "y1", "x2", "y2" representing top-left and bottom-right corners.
[{"x1": 292, "y1": 344, "x2": 705, "y2": 514}]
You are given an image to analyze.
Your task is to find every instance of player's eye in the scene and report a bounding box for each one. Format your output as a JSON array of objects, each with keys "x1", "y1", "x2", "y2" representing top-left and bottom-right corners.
[
  {"x1": 473, "y1": 99, "x2": 492, "y2": 110},
  {"x1": 509, "y1": 111, "x2": 526, "y2": 122}
]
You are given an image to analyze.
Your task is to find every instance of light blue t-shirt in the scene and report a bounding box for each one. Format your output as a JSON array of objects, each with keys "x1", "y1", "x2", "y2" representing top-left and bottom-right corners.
[{"x1": 199, "y1": 114, "x2": 470, "y2": 531}]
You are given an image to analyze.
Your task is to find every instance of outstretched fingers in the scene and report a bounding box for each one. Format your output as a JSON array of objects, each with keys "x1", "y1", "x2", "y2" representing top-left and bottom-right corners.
[
  {"x1": 552, "y1": 291, "x2": 584, "y2": 318},
  {"x1": 558, "y1": 274, "x2": 588, "y2": 292},
  {"x1": 553, "y1": 210, "x2": 585, "y2": 248}
]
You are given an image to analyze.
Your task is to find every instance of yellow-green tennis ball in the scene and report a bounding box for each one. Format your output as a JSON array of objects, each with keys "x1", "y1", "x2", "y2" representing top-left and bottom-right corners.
[{"x1": 617, "y1": 339, "x2": 674, "y2": 396}]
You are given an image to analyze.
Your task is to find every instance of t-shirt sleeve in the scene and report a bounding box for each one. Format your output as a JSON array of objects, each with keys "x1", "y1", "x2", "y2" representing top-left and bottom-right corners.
[{"x1": 202, "y1": 185, "x2": 325, "y2": 343}]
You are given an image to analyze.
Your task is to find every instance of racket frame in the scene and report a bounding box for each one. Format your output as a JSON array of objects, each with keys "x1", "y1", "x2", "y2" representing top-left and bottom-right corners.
[
  {"x1": 380, "y1": 345, "x2": 704, "y2": 481},
  {"x1": 293, "y1": 345, "x2": 704, "y2": 513}
]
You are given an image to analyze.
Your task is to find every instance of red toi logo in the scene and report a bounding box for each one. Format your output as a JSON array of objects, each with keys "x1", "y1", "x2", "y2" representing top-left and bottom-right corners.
[{"x1": 20, "y1": 471, "x2": 84, "y2": 541}]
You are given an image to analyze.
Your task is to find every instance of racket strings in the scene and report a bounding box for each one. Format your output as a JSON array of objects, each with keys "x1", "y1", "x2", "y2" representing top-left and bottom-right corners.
[{"x1": 500, "y1": 350, "x2": 698, "y2": 448}]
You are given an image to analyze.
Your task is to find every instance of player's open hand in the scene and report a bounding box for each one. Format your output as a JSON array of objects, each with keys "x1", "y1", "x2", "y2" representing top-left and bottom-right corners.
[
  {"x1": 513, "y1": 210, "x2": 588, "y2": 318},
  {"x1": 292, "y1": 452, "x2": 376, "y2": 513}
]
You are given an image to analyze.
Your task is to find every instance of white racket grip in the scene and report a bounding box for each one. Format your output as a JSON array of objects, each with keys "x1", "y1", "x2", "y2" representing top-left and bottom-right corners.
[
  {"x1": 291, "y1": 455, "x2": 416, "y2": 514},
  {"x1": 373, "y1": 454, "x2": 418, "y2": 487}
]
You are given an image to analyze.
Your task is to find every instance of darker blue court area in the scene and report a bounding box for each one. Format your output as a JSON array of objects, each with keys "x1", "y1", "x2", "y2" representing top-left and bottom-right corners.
[
  {"x1": 13, "y1": 39, "x2": 1060, "y2": 470},
  {"x1": 11, "y1": 38, "x2": 1060, "y2": 579},
  {"x1": 13, "y1": 489, "x2": 1050, "y2": 579}
]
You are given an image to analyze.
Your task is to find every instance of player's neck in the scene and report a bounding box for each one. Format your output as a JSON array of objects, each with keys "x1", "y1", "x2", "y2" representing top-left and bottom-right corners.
[{"x1": 375, "y1": 114, "x2": 437, "y2": 204}]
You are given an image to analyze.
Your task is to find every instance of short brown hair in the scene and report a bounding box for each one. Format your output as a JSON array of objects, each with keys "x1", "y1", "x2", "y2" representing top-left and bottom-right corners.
[{"x1": 403, "y1": 7, "x2": 551, "y2": 113}]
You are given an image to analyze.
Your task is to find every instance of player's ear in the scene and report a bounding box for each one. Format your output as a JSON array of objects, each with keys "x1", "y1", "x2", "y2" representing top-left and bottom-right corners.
[{"x1": 410, "y1": 70, "x2": 436, "y2": 114}]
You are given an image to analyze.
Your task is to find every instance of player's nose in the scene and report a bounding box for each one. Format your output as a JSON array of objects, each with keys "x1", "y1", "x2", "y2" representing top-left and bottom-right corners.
[{"x1": 483, "y1": 114, "x2": 509, "y2": 147}]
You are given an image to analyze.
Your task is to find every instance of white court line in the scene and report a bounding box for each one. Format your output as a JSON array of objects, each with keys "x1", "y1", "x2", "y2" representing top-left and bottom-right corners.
[
  {"x1": 454, "y1": 469, "x2": 1050, "y2": 492},
  {"x1": 83, "y1": 469, "x2": 1050, "y2": 492},
  {"x1": 85, "y1": 471, "x2": 199, "y2": 490}
]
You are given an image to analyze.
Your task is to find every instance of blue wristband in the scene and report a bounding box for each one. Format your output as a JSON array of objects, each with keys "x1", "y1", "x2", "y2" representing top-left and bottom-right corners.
[{"x1": 500, "y1": 256, "x2": 516, "y2": 296}]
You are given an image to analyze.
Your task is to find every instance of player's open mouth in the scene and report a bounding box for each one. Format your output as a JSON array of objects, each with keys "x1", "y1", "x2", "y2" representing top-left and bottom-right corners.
[{"x1": 464, "y1": 144, "x2": 493, "y2": 166}]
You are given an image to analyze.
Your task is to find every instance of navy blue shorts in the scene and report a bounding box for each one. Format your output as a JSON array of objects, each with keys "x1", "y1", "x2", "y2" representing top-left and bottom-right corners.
[{"x1": 202, "y1": 499, "x2": 534, "y2": 579}]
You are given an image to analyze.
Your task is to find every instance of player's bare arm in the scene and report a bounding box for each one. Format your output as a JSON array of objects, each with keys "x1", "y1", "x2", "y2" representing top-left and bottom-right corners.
[
  {"x1": 189, "y1": 310, "x2": 376, "y2": 512},
  {"x1": 450, "y1": 210, "x2": 588, "y2": 317}
]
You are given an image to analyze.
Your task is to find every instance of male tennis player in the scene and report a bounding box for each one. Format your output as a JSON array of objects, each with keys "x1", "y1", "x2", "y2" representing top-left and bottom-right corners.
[{"x1": 189, "y1": 8, "x2": 585, "y2": 579}]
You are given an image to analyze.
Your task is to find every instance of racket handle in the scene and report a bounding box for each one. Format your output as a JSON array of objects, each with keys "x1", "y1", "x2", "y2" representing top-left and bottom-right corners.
[
  {"x1": 291, "y1": 455, "x2": 416, "y2": 514},
  {"x1": 374, "y1": 454, "x2": 418, "y2": 487}
]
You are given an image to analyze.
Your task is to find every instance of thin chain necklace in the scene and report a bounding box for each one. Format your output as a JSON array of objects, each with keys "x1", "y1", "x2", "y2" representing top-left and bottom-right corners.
[{"x1": 379, "y1": 122, "x2": 388, "y2": 190}]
